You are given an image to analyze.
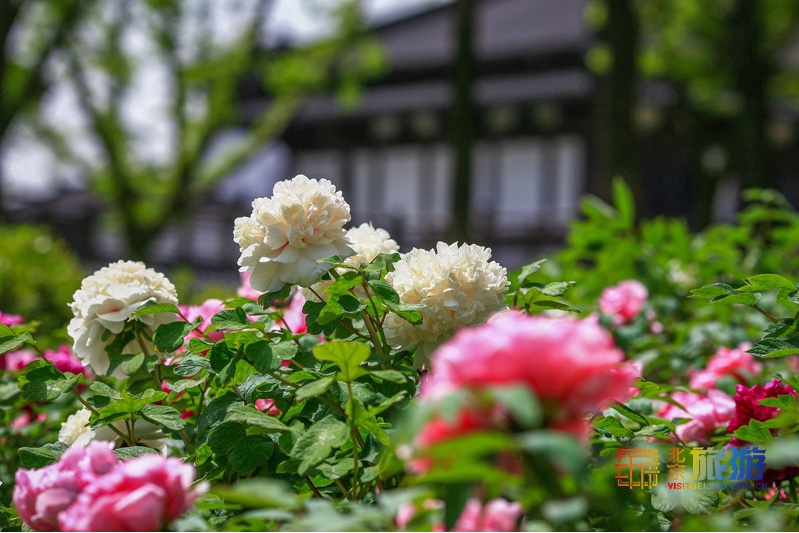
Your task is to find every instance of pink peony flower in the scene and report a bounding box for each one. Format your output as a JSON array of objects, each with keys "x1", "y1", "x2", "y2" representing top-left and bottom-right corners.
[
  {"x1": 13, "y1": 442, "x2": 118, "y2": 531},
  {"x1": 237, "y1": 271, "x2": 261, "y2": 301},
  {"x1": 254, "y1": 398, "x2": 281, "y2": 416},
  {"x1": 11, "y1": 408, "x2": 46, "y2": 431},
  {"x1": 423, "y1": 311, "x2": 636, "y2": 433},
  {"x1": 453, "y1": 498, "x2": 524, "y2": 532},
  {"x1": 0, "y1": 311, "x2": 23, "y2": 326},
  {"x1": 599, "y1": 280, "x2": 648, "y2": 326},
  {"x1": 727, "y1": 379, "x2": 798, "y2": 447},
  {"x1": 58, "y1": 454, "x2": 207, "y2": 532},
  {"x1": 689, "y1": 343, "x2": 761, "y2": 390},
  {"x1": 657, "y1": 390, "x2": 735, "y2": 445},
  {"x1": 2, "y1": 346, "x2": 93, "y2": 378}
]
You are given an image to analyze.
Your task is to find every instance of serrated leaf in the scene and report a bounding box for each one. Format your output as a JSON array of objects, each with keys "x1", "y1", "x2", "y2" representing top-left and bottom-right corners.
[
  {"x1": 211, "y1": 308, "x2": 252, "y2": 331},
  {"x1": 89, "y1": 381, "x2": 122, "y2": 400},
  {"x1": 290, "y1": 415, "x2": 349, "y2": 475},
  {"x1": 225, "y1": 404, "x2": 290, "y2": 433},
  {"x1": 19, "y1": 442, "x2": 69, "y2": 468},
  {"x1": 130, "y1": 301, "x2": 181, "y2": 318},
  {"x1": 174, "y1": 356, "x2": 212, "y2": 377},
  {"x1": 141, "y1": 404, "x2": 186, "y2": 431},
  {"x1": 611, "y1": 401, "x2": 649, "y2": 426},
  {"x1": 18, "y1": 361, "x2": 78, "y2": 402},
  {"x1": 748, "y1": 338, "x2": 799, "y2": 358},
  {"x1": 593, "y1": 416, "x2": 634, "y2": 438},
  {"x1": 114, "y1": 446, "x2": 160, "y2": 460},
  {"x1": 540, "y1": 281, "x2": 574, "y2": 297},
  {"x1": 739, "y1": 274, "x2": 796, "y2": 292},
  {"x1": 313, "y1": 341, "x2": 370, "y2": 382},
  {"x1": 689, "y1": 283, "x2": 736, "y2": 300},
  {"x1": 295, "y1": 375, "x2": 336, "y2": 401},
  {"x1": 369, "y1": 369, "x2": 407, "y2": 383},
  {"x1": 368, "y1": 280, "x2": 400, "y2": 304},
  {"x1": 153, "y1": 319, "x2": 201, "y2": 353},
  {"x1": 0, "y1": 332, "x2": 32, "y2": 355}
]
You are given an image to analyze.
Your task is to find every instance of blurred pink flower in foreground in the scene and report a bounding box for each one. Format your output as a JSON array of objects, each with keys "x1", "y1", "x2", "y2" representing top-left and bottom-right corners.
[
  {"x1": 13, "y1": 442, "x2": 117, "y2": 531},
  {"x1": 13, "y1": 441, "x2": 206, "y2": 532},
  {"x1": 0, "y1": 311, "x2": 23, "y2": 326},
  {"x1": 689, "y1": 343, "x2": 761, "y2": 390},
  {"x1": 423, "y1": 311, "x2": 636, "y2": 435},
  {"x1": 59, "y1": 454, "x2": 206, "y2": 532},
  {"x1": 657, "y1": 390, "x2": 735, "y2": 445},
  {"x1": 599, "y1": 280, "x2": 648, "y2": 326},
  {"x1": 454, "y1": 498, "x2": 524, "y2": 531}
]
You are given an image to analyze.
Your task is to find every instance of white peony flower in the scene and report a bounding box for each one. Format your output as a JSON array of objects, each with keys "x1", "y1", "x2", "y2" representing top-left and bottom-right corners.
[
  {"x1": 303, "y1": 222, "x2": 400, "y2": 301},
  {"x1": 67, "y1": 260, "x2": 178, "y2": 376},
  {"x1": 58, "y1": 408, "x2": 167, "y2": 453},
  {"x1": 234, "y1": 175, "x2": 355, "y2": 294},
  {"x1": 383, "y1": 242, "x2": 510, "y2": 367}
]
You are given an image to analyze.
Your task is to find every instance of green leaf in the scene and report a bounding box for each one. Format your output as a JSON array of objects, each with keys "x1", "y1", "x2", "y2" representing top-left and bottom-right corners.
[
  {"x1": 19, "y1": 442, "x2": 68, "y2": 468},
  {"x1": 517, "y1": 259, "x2": 547, "y2": 286},
  {"x1": 89, "y1": 381, "x2": 122, "y2": 400},
  {"x1": 733, "y1": 420, "x2": 773, "y2": 444},
  {"x1": 211, "y1": 308, "x2": 252, "y2": 331},
  {"x1": 289, "y1": 415, "x2": 349, "y2": 475},
  {"x1": 337, "y1": 293, "x2": 365, "y2": 313},
  {"x1": 369, "y1": 369, "x2": 407, "y2": 383},
  {"x1": 207, "y1": 422, "x2": 247, "y2": 454},
  {"x1": 258, "y1": 283, "x2": 292, "y2": 309},
  {"x1": 689, "y1": 283, "x2": 737, "y2": 300},
  {"x1": 593, "y1": 416, "x2": 635, "y2": 438},
  {"x1": 196, "y1": 391, "x2": 243, "y2": 439},
  {"x1": 130, "y1": 301, "x2": 181, "y2": 318},
  {"x1": 709, "y1": 292, "x2": 759, "y2": 306},
  {"x1": 540, "y1": 281, "x2": 575, "y2": 297},
  {"x1": 611, "y1": 401, "x2": 650, "y2": 426},
  {"x1": 315, "y1": 255, "x2": 348, "y2": 268},
  {"x1": 313, "y1": 341, "x2": 370, "y2": 382},
  {"x1": 120, "y1": 352, "x2": 145, "y2": 375},
  {"x1": 443, "y1": 483, "x2": 473, "y2": 531},
  {"x1": 758, "y1": 394, "x2": 798, "y2": 410},
  {"x1": 368, "y1": 280, "x2": 400, "y2": 304},
  {"x1": 748, "y1": 338, "x2": 799, "y2": 358},
  {"x1": 0, "y1": 332, "x2": 32, "y2": 355},
  {"x1": 243, "y1": 340, "x2": 281, "y2": 372},
  {"x1": 324, "y1": 272, "x2": 362, "y2": 296},
  {"x1": 141, "y1": 404, "x2": 186, "y2": 431},
  {"x1": 209, "y1": 342, "x2": 237, "y2": 373},
  {"x1": 273, "y1": 342, "x2": 298, "y2": 361},
  {"x1": 153, "y1": 319, "x2": 201, "y2": 353},
  {"x1": 174, "y1": 356, "x2": 212, "y2": 377},
  {"x1": 612, "y1": 177, "x2": 635, "y2": 227},
  {"x1": 18, "y1": 360, "x2": 78, "y2": 401},
  {"x1": 114, "y1": 446, "x2": 160, "y2": 460},
  {"x1": 225, "y1": 404, "x2": 290, "y2": 433},
  {"x1": 528, "y1": 300, "x2": 580, "y2": 314},
  {"x1": 211, "y1": 479, "x2": 300, "y2": 510},
  {"x1": 384, "y1": 301, "x2": 424, "y2": 325},
  {"x1": 295, "y1": 375, "x2": 336, "y2": 401},
  {"x1": 170, "y1": 379, "x2": 203, "y2": 393},
  {"x1": 95, "y1": 390, "x2": 168, "y2": 424},
  {"x1": 229, "y1": 435, "x2": 275, "y2": 472},
  {"x1": 739, "y1": 274, "x2": 796, "y2": 292}
]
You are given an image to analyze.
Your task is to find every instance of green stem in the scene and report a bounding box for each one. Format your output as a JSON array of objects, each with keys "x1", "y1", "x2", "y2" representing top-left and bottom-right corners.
[
  {"x1": 347, "y1": 380, "x2": 360, "y2": 499},
  {"x1": 305, "y1": 476, "x2": 324, "y2": 498},
  {"x1": 70, "y1": 390, "x2": 133, "y2": 446},
  {"x1": 789, "y1": 478, "x2": 798, "y2": 504},
  {"x1": 751, "y1": 304, "x2": 780, "y2": 323}
]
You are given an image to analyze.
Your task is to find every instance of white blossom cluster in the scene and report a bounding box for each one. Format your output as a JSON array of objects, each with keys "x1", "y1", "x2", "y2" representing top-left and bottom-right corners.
[
  {"x1": 384, "y1": 242, "x2": 509, "y2": 367},
  {"x1": 58, "y1": 408, "x2": 166, "y2": 452},
  {"x1": 67, "y1": 260, "x2": 178, "y2": 376},
  {"x1": 234, "y1": 175, "x2": 354, "y2": 293}
]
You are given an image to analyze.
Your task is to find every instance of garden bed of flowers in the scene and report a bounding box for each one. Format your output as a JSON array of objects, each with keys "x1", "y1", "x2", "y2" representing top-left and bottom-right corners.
[{"x1": 2, "y1": 176, "x2": 799, "y2": 531}]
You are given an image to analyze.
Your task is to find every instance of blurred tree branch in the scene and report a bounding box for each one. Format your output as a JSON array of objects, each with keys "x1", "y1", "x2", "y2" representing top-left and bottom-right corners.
[
  {"x1": 31, "y1": 0, "x2": 383, "y2": 260},
  {"x1": 0, "y1": 0, "x2": 92, "y2": 219}
]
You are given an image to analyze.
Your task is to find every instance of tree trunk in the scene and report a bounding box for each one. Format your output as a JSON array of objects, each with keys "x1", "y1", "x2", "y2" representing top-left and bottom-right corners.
[
  {"x1": 729, "y1": 0, "x2": 773, "y2": 191},
  {"x1": 447, "y1": 0, "x2": 476, "y2": 243},
  {"x1": 592, "y1": 0, "x2": 640, "y2": 207}
]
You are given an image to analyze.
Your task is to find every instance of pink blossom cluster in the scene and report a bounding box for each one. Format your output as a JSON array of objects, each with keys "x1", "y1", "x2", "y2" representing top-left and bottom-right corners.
[
  {"x1": 1, "y1": 345, "x2": 91, "y2": 380},
  {"x1": 13, "y1": 442, "x2": 205, "y2": 532},
  {"x1": 689, "y1": 343, "x2": 761, "y2": 390},
  {"x1": 0, "y1": 311, "x2": 23, "y2": 327},
  {"x1": 395, "y1": 497, "x2": 523, "y2": 532},
  {"x1": 421, "y1": 311, "x2": 637, "y2": 438},
  {"x1": 656, "y1": 390, "x2": 735, "y2": 445},
  {"x1": 727, "y1": 379, "x2": 798, "y2": 447},
  {"x1": 599, "y1": 279, "x2": 648, "y2": 326},
  {"x1": 178, "y1": 298, "x2": 227, "y2": 352}
]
